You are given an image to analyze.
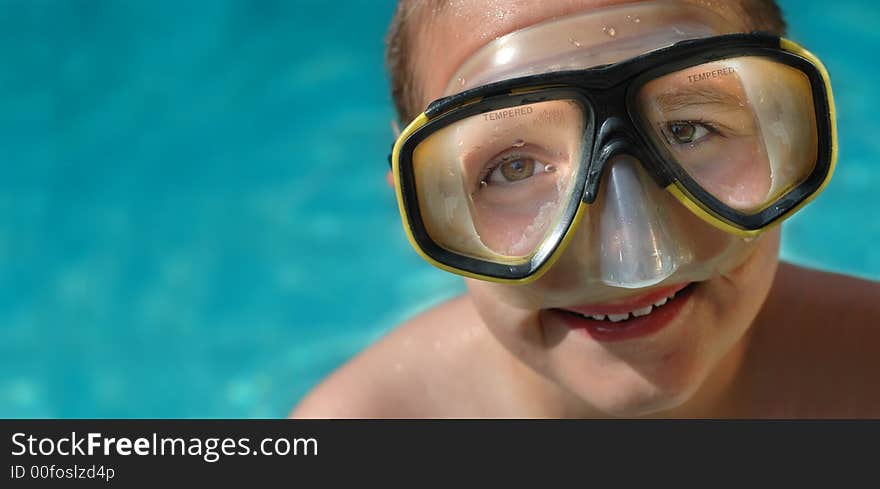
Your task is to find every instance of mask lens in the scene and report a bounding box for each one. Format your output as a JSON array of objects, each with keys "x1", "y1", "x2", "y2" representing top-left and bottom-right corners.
[
  {"x1": 411, "y1": 99, "x2": 589, "y2": 262},
  {"x1": 636, "y1": 56, "x2": 819, "y2": 212}
]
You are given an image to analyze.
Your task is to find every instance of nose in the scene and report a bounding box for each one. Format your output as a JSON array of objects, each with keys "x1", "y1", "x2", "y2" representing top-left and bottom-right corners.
[{"x1": 590, "y1": 154, "x2": 685, "y2": 288}]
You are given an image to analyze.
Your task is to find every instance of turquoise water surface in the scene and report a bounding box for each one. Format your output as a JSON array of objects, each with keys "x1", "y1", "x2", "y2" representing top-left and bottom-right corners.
[{"x1": 1, "y1": 0, "x2": 877, "y2": 418}]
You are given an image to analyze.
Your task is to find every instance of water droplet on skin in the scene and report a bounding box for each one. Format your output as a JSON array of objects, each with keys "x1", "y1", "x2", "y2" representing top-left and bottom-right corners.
[
  {"x1": 457, "y1": 140, "x2": 463, "y2": 147},
  {"x1": 480, "y1": 180, "x2": 488, "y2": 188},
  {"x1": 457, "y1": 77, "x2": 466, "y2": 87},
  {"x1": 544, "y1": 164, "x2": 556, "y2": 173},
  {"x1": 568, "y1": 37, "x2": 582, "y2": 48},
  {"x1": 603, "y1": 26, "x2": 617, "y2": 37},
  {"x1": 633, "y1": 16, "x2": 641, "y2": 23},
  {"x1": 511, "y1": 139, "x2": 525, "y2": 147}
]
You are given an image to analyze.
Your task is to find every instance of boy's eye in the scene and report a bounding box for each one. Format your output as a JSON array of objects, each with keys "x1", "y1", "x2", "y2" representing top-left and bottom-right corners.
[
  {"x1": 487, "y1": 157, "x2": 538, "y2": 184},
  {"x1": 666, "y1": 121, "x2": 711, "y2": 144}
]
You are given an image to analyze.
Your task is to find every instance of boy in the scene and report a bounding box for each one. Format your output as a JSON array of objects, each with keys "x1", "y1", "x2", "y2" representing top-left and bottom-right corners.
[{"x1": 292, "y1": 0, "x2": 880, "y2": 418}]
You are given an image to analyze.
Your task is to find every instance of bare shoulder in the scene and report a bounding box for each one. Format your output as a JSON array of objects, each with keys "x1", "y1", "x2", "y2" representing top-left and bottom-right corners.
[
  {"x1": 290, "y1": 293, "x2": 509, "y2": 418},
  {"x1": 740, "y1": 262, "x2": 880, "y2": 416},
  {"x1": 771, "y1": 262, "x2": 880, "y2": 314}
]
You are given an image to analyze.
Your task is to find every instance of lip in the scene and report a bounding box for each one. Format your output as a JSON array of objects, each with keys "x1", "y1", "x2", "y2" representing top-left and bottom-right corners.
[{"x1": 549, "y1": 282, "x2": 695, "y2": 342}]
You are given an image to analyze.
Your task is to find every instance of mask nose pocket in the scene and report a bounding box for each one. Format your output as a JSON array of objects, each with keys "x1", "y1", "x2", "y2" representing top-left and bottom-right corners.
[{"x1": 594, "y1": 155, "x2": 685, "y2": 288}]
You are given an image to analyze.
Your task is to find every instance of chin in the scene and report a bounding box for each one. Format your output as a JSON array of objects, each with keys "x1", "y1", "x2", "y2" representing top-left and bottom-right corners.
[
  {"x1": 544, "y1": 316, "x2": 713, "y2": 417},
  {"x1": 591, "y1": 390, "x2": 694, "y2": 418},
  {"x1": 557, "y1": 350, "x2": 710, "y2": 417}
]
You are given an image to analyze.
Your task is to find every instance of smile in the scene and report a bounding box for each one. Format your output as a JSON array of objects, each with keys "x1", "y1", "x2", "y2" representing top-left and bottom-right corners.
[
  {"x1": 550, "y1": 282, "x2": 697, "y2": 342},
  {"x1": 561, "y1": 283, "x2": 690, "y2": 322}
]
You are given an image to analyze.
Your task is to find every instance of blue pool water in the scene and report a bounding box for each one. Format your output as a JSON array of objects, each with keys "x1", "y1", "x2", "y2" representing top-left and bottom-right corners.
[{"x1": 0, "y1": 0, "x2": 877, "y2": 418}]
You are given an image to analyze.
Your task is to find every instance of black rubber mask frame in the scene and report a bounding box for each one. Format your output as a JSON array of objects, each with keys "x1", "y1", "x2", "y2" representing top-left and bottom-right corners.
[{"x1": 390, "y1": 32, "x2": 835, "y2": 282}]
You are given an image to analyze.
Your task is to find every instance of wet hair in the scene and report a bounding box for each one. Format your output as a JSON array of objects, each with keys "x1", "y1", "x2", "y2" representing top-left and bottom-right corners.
[{"x1": 385, "y1": 0, "x2": 787, "y2": 124}]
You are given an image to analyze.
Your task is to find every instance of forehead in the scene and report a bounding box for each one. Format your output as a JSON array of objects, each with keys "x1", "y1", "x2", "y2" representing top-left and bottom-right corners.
[{"x1": 411, "y1": 0, "x2": 751, "y2": 107}]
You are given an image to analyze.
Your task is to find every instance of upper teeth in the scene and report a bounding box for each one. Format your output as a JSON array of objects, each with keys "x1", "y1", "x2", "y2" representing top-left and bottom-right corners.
[{"x1": 578, "y1": 290, "x2": 679, "y2": 323}]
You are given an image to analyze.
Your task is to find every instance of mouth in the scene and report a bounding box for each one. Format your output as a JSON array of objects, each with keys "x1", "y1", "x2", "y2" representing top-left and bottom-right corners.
[{"x1": 549, "y1": 282, "x2": 698, "y2": 342}]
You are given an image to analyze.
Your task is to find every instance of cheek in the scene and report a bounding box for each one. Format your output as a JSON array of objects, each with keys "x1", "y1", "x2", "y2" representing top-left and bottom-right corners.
[
  {"x1": 683, "y1": 139, "x2": 773, "y2": 211},
  {"x1": 701, "y1": 228, "x2": 780, "y2": 331},
  {"x1": 465, "y1": 280, "x2": 549, "y2": 367}
]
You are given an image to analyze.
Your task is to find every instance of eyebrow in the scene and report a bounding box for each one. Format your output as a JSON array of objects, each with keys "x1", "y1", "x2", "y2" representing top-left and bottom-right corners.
[{"x1": 652, "y1": 86, "x2": 744, "y2": 112}]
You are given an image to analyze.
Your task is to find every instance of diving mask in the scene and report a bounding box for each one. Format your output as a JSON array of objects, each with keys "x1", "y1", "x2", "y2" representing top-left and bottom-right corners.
[{"x1": 389, "y1": 8, "x2": 836, "y2": 287}]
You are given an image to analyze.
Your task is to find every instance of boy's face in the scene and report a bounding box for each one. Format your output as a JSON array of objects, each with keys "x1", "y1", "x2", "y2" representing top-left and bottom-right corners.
[{"x1": 407, "y1": 0, "x2": 782, "y2": 416}]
